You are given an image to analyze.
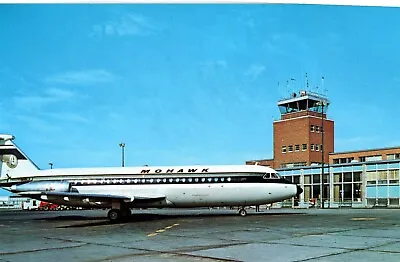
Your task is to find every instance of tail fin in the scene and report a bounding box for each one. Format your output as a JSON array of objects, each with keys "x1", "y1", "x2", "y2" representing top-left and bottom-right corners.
[{"x1": 0, "y1": 134, "x2": 40, "y2": 180}]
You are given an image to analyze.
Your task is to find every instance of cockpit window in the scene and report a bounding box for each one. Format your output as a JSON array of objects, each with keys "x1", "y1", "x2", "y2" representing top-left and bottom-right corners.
[{"x1": 265, "y1": 172, "x2": 281, "y2": 179}]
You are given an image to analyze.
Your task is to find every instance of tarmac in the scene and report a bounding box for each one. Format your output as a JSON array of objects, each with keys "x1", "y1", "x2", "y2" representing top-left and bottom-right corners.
[{"x1": 1, "y1": 207, "x2": 400, "y2": 262}]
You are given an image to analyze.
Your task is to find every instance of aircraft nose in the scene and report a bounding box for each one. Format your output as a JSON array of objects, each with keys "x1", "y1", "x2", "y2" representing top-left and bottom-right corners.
[{"x1": 296, "y1": 185, "x2": 303, "y2": 196}]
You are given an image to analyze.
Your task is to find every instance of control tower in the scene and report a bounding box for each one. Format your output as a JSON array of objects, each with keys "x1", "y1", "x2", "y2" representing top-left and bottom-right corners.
[{"x1": 273, "y1": 90, "x2": 334, "y2": 168}]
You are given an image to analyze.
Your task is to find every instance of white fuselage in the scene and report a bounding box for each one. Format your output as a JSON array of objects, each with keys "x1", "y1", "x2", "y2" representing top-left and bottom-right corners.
[
  {"x1": 73, "y1": 182, "x2": 297, "y2": 208},
  {"x1": 3, "y1": 165, "x2": 299, "y2": 209}
]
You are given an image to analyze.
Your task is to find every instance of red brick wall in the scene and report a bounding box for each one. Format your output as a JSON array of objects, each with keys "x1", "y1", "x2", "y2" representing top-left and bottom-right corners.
[
  {"x1": 273, "y1": 115, "x2": 334, "y2": 168},
  {"x1": 281, "y1": 110, "x2": 322, "y2": 120},
  {"x1": 329, "y1": 147, "x2": 400, "y2": 164},
  {"x1": 246, "y1": 159, "x2": 274, "y2": 167}
]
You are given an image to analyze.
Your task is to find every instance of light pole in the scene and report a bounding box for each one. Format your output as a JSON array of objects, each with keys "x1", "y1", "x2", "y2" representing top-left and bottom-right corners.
[
  {"x1": 49, "y1": 162, "x2": 53, "y2": 169},
  {"x1": 119, "y1": 143, "x2": 125, "y2": 167},
  {"x1": 321, "y1": 102, "x2": 325, "y2": 208},
  {"x1": 318, "y1": 100, "x2": 327, "y2": 209}
]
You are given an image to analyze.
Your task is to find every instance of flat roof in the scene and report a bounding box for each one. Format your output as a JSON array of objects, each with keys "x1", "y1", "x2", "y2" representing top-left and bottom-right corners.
[
  {"x1": 277, "y1": 91, "x2": 329, "y2": 106},
  {"x1": 330, "y1": 146, "x2": 400, "y2": 156}
]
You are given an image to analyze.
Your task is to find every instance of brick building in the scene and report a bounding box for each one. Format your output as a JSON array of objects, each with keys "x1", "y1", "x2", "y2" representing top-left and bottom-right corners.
[
  {"x1": 245, "y1": 90, "x2": 400, "y2": 208},
  {"x1": 247, "y1": 91, "x2": 334, "y2": 169}
]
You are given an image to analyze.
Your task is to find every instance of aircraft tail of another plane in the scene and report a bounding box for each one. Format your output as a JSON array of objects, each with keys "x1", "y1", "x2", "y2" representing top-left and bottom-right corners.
[{"x1": 0, "y1": 134, "x2": 40, "y2": 180}]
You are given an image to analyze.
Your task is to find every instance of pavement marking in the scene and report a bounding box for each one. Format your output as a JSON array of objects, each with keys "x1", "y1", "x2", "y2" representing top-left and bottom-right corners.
[
  {"x1": 147, "y1": 223, "x2": 180, "y2": 237},
  {"x1": 351, "y1": 217, "x2": 377, "y2": 221}
]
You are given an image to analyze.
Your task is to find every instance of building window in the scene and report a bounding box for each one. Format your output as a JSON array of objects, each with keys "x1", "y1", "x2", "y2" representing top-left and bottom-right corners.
[
  {"x1": 310, "y1": 144, "x2": 315, "y2": 151},
  {"x1": 359, "y1": 156, "x2": 366, "y2": 162},
  {"x1": 285, "y1": 162, "x2": 307, "y2": 167},
  {"x1": 365, "y1": 155, "x2": 382, "y2": 162},
  {"x1": 339, "y1": 157, "x2": 354, "y2": 163},
  {"x1": 288, "y1": 145, "x2": 293, "y2": 152},
  {"x1": 387, "y1": 153, "x2": 400, "y2": 160},
  {"x1": 320, "y1": 144, "x2": 323, "y2": 151},
  {"x1": 302, "y1": 144, "x2": 307, "y2": 151},
  {"x1": 310, "y1": 125, "x2": 315, "y2": 132},
  {"x1": 282, "y1": 146, "x2": 287, "y2": 153},
  {"x1": 315, "y1": 126, "x2": 320, "y2": 133},
  {"x1": 333, "y1": 158, "x2": 339, "y2": 164},
  {"x1": 295, "y1": 144, "x2": 300, "y2": 152},
  {"x1": 315, "y1": 144, "x2": 319, "y2": 151}
]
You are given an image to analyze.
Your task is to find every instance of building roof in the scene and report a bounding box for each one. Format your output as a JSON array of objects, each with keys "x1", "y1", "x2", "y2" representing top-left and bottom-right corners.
[{"x1": 330, "y1": 146, "x2": 400, "y2": 155}]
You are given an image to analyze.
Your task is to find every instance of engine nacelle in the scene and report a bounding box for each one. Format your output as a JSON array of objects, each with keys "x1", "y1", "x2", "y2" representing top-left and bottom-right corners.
[{"x1": 10, "y1": 181, "x2": 71, "y2": 193}]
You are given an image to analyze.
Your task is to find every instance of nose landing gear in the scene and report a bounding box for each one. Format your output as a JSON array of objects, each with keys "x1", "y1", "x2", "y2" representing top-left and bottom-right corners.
[{"x1": 238, "y1": 207, "x2": 247, "y2": 217}]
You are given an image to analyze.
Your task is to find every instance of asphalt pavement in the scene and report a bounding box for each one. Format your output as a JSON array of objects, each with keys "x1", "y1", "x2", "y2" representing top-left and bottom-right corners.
[{"x1": 1, "y1": 207, "x2": 400, "y2": 262}]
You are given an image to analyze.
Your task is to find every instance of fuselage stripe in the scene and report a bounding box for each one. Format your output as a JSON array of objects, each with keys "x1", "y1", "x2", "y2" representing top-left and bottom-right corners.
[{"x1": 69, "y1": 176, "x2": 293, "y2": 186}]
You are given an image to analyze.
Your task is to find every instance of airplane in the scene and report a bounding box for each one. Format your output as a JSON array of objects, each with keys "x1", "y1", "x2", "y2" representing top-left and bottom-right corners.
[{"x1": 0, "y1": 134, "x2": 303, "y2": 222}]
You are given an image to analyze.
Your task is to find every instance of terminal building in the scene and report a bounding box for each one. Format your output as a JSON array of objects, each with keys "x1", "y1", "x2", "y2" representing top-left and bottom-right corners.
[{"x1": 246, "y1": 90, "x2": 400, "y2": 208}]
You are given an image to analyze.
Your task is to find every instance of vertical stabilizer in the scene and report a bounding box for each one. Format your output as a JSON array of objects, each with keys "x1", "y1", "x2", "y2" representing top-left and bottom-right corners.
[{"x1": 0, "y1": 134, "x2": 40, "y2": 180}]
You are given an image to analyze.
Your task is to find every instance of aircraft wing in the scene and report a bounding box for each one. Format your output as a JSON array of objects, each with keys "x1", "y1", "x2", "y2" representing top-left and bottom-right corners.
[{"x1": 17, "y1": 191, "x2": 166, "y2": 205}]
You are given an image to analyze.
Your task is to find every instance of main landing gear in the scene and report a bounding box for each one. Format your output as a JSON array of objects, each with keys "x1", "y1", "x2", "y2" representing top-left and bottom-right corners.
[{"x1": 107, "y1": 208, "x2": 131, "y2": 223}]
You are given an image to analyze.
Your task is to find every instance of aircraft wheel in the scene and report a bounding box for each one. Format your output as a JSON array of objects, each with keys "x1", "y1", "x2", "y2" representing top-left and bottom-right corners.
[
  {"x1": 238, "y1": 208, "x2": 247, "y2": 217},
  {"x1": 107, "y1": 209, "x2": 121, "y2": 223}
]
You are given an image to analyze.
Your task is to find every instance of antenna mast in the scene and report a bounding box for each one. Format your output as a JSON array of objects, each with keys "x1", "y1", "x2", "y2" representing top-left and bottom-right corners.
[
  {"x1": 306, "y1": 73, "x2": 309, "y2": 90},
  {"x1": 322, "y1": 76, "x2": 327, "y2": 95}
]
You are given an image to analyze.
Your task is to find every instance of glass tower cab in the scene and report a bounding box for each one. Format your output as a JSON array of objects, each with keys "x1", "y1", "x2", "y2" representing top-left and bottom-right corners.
[{"x1": 277, "y1": 90, "x2": 330, "y2": 116}]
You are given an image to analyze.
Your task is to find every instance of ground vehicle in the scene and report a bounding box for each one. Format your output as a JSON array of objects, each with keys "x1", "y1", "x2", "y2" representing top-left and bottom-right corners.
[
  {"x1": 22, "y1": 200, "x2": 62, "y2": 211},
  {"x1": 22, "y1": 199, "x2": 40, "y2": 210},
  {"x1": 38, "y1": 201, "x2": 59, "y2": 211}
]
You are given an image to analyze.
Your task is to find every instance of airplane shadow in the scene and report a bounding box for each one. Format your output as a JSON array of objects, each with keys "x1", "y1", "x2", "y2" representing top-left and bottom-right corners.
[{"x1": 38, "y1": 211, "x2": 306, "y2": 228}]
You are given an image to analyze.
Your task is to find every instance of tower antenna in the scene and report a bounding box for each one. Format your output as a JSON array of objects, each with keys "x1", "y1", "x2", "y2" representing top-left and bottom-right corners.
[
  {"x1": 322, "y1": 76, "x2": 327, "y2": 96},
  {"x1": 306, "y1": 73, "x2": 309, "y2": 90},
  {"x1": 290, "y1": 78, "x2": 296, "y2": 92},
  {"x1": 286, "y1": 80, "x2": 289, "y2": 96}
]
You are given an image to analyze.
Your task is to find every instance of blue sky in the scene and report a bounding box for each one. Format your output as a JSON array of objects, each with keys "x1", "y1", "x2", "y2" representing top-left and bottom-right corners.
[{"x1": 1, "y1": 4, "x2": 400, "y2": 192}]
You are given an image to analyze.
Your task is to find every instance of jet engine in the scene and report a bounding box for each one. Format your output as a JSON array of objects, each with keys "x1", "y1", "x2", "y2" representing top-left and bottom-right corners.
[{"x1": 10, "y1": 181, "x2": 71, "y2": 193}]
